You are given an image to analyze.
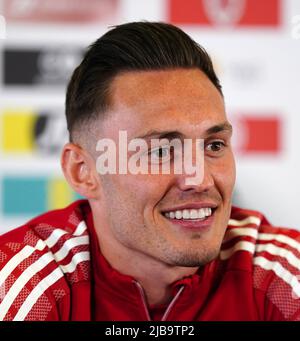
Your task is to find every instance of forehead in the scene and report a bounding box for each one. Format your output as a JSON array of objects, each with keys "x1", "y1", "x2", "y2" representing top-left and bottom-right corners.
[{"x1": 103, "y1": 68, "x2": 226, "y2": 138}]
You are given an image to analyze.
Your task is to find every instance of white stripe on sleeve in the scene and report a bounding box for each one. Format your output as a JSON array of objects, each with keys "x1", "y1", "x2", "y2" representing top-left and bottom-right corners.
[
  {"x1": 59, "y1": 251, "x2": 90, "y2": 273},
  {"x1": 220, "y1": 240, "x2": 256, "y2": 260},
  {"x1": 0, "y1": 252, "x2": 55, "y2": 320},
  {"x1": 228, "y1": 216, "x2": 261, "y2": 227},
  {"x1": 223, "y1": 227, "x2": 258, "y2": 243},
  {"x1": 13, "y1": 267, "x2": 64, "y2": 321},
  {"x1": 73, "y1": 221, "x2": 87, "y2": 236},
  {"x1": 54, "y1": 236, "x2": 89, "y2": 262},
  {"x1": 0, "y1": 240, "x2": 46, "y2": 288},
  {"x1": 254, "y1": 256, "x2": 300, "y2": 299}
]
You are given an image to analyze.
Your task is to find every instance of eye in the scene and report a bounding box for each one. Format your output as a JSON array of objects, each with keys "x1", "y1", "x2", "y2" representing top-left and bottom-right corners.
[
  {"x1": 149, "y1": 146, "x2": 171, "y2": 163},
  {"x1": 206, "y1": 141, "x2": 226, "y2": 154}
]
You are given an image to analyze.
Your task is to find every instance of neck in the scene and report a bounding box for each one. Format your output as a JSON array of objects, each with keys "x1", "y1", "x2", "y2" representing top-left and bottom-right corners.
[
  {"x1": 90, "y1": 201, "x2": 199, "y2": 305},
  {"x1": 95, "y1": 229, "x2": 198, "y2": 306},
  {"x1": 131, "y1": 262, "x2": 197, "y2": 305}
]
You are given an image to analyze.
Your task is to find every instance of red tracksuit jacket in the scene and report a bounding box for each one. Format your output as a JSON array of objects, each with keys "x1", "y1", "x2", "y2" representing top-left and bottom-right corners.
[{"x1": 0, "y1": 200, "x2": 299, "y2": 321}]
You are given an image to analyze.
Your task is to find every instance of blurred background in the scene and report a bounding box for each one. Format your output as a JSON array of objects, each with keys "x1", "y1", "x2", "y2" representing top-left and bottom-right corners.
[{"x1": 0, "y1": 0, "x2": 299, "y2": 234}]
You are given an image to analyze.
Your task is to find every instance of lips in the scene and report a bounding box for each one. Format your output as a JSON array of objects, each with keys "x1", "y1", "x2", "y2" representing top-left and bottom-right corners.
[{"x1": 161, "y1": 203, "x2": 217, "y2": 230}]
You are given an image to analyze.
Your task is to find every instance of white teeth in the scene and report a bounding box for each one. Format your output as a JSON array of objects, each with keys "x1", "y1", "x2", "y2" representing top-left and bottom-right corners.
[
  {"x1": 206, "y1": 208, "x2": 212, "y2": 216},
  {"x1": 190, "y1": 209, "x2": 198, "y2": 219},
  {"x1": 182, "y1": 209, "x2": 190, "y2": 219},
  {"x1": 164, "y1": 207, "x2": 214, "y2": 220},
  {"x1": 175, "y1": 210, "x2": 182, "y2": 219},
  {"x1": 198, "y1": 208, "x2": 206, "y2": 219}
]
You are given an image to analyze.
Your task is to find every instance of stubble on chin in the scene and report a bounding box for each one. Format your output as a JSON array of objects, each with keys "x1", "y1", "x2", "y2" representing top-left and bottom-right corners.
[{"x1": 167, "y1": 246, "x2": 221, "y2": 267}]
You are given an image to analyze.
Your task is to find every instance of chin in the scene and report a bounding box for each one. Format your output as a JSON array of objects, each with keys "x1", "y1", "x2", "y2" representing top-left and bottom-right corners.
[{"x1": 165, "y1": 242, "x2": 221, "y2": 267}]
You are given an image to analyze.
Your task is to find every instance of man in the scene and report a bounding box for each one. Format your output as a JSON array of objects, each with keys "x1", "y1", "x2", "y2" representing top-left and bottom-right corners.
[{"x1": 0, "y1": 22, "x2": 299, "y2": 321}]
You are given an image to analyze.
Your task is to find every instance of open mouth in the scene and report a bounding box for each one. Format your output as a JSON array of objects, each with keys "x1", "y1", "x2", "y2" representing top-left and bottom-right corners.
[{"x1": 162, "y1": 207, "x2": 217, "y2": 222}]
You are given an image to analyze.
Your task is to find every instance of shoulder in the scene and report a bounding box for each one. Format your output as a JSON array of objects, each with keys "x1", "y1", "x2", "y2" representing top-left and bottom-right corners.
[
  {"x1": 222, "y1": 206, "x2": 300, "y2": 320},
  {"x1": 0, "y1": 200, "x2": 91, "y2": 321}
]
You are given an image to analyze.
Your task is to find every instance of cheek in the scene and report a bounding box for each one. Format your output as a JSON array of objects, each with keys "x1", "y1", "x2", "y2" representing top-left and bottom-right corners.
[
  {"x1": 213, "y1": 154, "x2": 236, "y2": 197},
  {"x1": 110, "y1": 174, "x2": 170, "y2": 210}
]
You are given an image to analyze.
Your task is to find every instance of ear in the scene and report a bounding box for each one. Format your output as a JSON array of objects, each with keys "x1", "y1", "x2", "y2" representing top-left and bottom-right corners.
[{"x1": 61, "y1": 143, "x2": 100, "y2": 200}]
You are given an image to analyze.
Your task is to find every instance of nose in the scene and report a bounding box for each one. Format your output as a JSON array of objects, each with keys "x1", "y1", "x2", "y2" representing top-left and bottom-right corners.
[{"x1": 176, "y1": 162, "x2": 215, "y2": 193}]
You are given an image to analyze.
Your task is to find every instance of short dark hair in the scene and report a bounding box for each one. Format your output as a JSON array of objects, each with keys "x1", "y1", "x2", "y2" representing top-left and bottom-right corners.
[{"x1": 66, "y1": 21, "x2": 222, "y2": 141}]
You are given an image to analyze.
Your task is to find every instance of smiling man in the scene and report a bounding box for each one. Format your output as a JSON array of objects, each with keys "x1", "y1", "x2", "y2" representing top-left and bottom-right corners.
[{"x1": 0, "y1": 22, "x2": 300, "y2": 321}]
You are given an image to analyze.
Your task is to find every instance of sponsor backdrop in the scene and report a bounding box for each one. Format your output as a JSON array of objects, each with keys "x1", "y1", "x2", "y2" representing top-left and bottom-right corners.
[{"x1": 0, "y1": 0, "x2": 299, "y2": 233}]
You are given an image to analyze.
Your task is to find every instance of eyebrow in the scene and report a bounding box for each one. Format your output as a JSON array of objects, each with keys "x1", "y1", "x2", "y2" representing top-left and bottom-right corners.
[
  {"x1": 205, "y1": 122, "x2": 233, "y2": 136},
  {"x1": 136, "y1": 130, "x2": 183, "y2": 141},
  {"x1": 136, "y1": 122, "x2": 232, "y2": 141}
]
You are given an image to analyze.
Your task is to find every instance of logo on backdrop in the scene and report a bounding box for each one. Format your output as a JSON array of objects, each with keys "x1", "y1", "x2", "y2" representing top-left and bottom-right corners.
[
  {"x1": 3, "y1": 47, "x2": 83, "y2": 86},
  {"x1": 34, "y1": 114, "x2": 68, "y2": 154},
  {"x1": 169, "y1": 0, "x2": 280, "y2": 27},
  {"x1": 3, "y1": 0, "x2": 119, "y2": 23},
  {"x1": 230, "y1": 115, "x2": 281, "y2": 155},
  {"x1": 1, "y1": 109, "x2": 67, "y2": 154},
  {"x1": 203, "y1": 0, "x2": 246, "y2": 26}
]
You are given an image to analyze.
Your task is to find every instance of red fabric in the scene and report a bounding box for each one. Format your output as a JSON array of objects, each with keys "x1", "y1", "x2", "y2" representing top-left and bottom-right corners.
[
  {"x1": 0, "y1": 200, "x2": 299, "y2": 321},
  {"x1": 239, "y1": 116, "x2": 281, "y2": 153}
]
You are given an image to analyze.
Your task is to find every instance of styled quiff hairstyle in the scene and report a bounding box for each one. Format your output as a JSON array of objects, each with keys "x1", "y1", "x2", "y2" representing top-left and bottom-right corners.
[{"x1": 66, "y1": 21, "x2": 222, "y2": 141}]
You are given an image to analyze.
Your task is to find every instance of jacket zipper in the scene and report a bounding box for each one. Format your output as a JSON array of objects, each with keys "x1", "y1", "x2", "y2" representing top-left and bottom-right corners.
[
  {"x1": 161, "y1": 285, "x2": 185, "y2": 321},
  {"x1": 133, "y1": 280, "x2": 185, "y2": 321},
  {"x1": 133, "y1": 280, "x2": 152, "y2": 321}
]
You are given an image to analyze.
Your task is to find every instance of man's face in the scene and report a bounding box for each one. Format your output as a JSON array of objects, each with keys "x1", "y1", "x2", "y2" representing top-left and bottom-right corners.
[{"x1": 95, "y1": 68, "x2": 236, "y2": 267}]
